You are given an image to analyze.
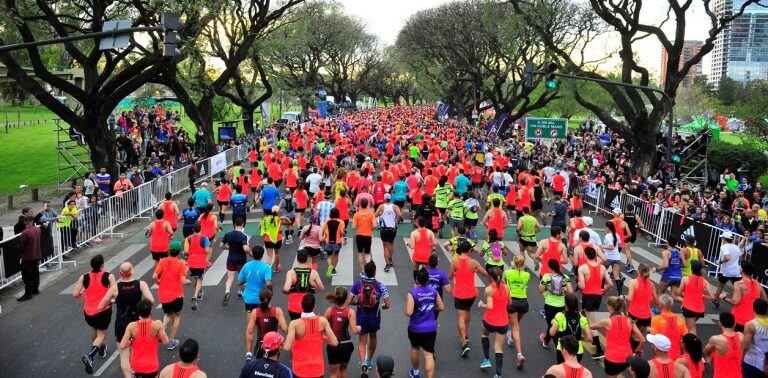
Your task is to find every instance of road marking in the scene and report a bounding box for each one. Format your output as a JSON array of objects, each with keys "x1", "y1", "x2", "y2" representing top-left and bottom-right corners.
[
  {"x1": 332, "y1": 241, "x2": 355, "y2": 286},
  {"x1": 61, "y1": 244, "x2": 145, "y2": 294},
  {"x1": 436, "y1": 239, "x2": 485, "y2": 287},
  {"x1": 132, "y1": 254, "x2": 157, "y2": 284},
  {"x1": 202, "y1": 251, "x2": 229, "y2": 286},
  {"x1": 371, "y1": 238, "x2": 397, "y2": 286},
  {"x1": 503, "y1": 241, "x2": 541, "y2": 278},
  {"x1": 93, "y1": 350, "x2": 120, "y2": 376}
]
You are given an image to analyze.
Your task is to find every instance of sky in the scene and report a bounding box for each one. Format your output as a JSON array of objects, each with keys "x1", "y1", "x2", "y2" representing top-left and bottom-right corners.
[{"x1": 337, "y1": 0, "x2": 715, "y2": 80}]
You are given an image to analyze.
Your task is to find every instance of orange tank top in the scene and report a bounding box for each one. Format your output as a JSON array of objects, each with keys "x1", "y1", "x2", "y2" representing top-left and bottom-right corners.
[
  {"x1": 651, "y1": 358, "x2": 675, "y2": 378},
  {"x1": 560, "y1": 362, "x2": 584, "y2": 378},
  {"x1": 149, "y1": 221, "x2": 170, "y2": 252},
  {"x1": 413, "y1": 229, "x2": 432, "y2": 264},
  {"x1": 216, "y1": 183, "x2": 232, "y2": 202},
  {"x1": 540, "y1": 239, "x2": 562, "y2": 276},
  {"x1": 684, "y1": 354, "x2": 705, "y2": 378},
  {"x1": 713, "y1": 333, "x2": 742, "y2": 377},
  {"x1": 682, "y1": 275, "x2": 705, "y2": 313},
  {"x1": 199, "y1": 213, "x2": 215, "y2": 238},
  {"x1": 162, "y1": 201, "x2": 177, "y2": 229},
  {"x1": 482, "y1": 283, "x2": 509, "y2": 327},
  {"x1": 582, "y1": 262, "x2": 603, "y2": 295},
  {"x1": 488, "y1": 209, "x2": 504, "y2": 236},
  {"x1": 569, "y1": 217, "x2": 585, "y2": 244},
  {"x1": 186, "y1": 234, "x2": 207, "y2": 269},
  {"x1": 292, "y1": 316, "x2": 325, "y2": 377},
  {"x1": 734, "y1": 278, "x2": 760, "y2": 326},
  {"x1": 83, "y1": 270, "x2": 110, "y2": 315},
  {"x1": 612, "y1": 218, "x2": 625, "y2": 245},
  {"x1": 628, "y1": 277, "x2": 653, "y2": 319},
  {"x1": 172, "y1": 362, "x2": 199, "y2": 378},
  {"x1": 605, "y1": 314, "x2": 633, "y2": 363},
  {"x1": 130, "y1": 319, "x2": 160, "y2": 374},
  {"x1": 453, "y1": 257, "x2": 478, "y2": 299}
]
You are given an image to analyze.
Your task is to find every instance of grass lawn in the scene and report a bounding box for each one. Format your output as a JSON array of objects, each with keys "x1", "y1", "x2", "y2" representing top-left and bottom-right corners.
[{"x1": 719, "y1": 132, "x2": 743, "y2": 145}]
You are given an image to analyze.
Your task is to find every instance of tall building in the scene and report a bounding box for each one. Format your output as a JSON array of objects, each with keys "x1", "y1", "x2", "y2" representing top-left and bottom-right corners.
[
  {"x1": 709, "y1": 0, "x2": 768, "y2": 86},
  {"x1": 660, "y1": 40, "x2": 704, "y2": 89}
]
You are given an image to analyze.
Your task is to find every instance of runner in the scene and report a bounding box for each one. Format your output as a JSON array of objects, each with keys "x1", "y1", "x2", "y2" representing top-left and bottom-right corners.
[
  {"x1": 285, "y1": 294, "x2": 339, "y2": 378},
  {"x1": 442, "y1": 226, "x2": 478, "y2": 259},
  {"x1": 539, "y1": 259, "x2": 573, "y2": 349},
  {"x1": 433, "y1": 176, "x2": 452, "y2": 237},
  {"x1": 603, "y1": 221, "x2": 626, "y2": 295},
  {"x1": 73, "y1": 254, "x2": 115, "y2": 375},
  {"x1": 477, "y1": 267, "x2": 508, "y2": 377},
  {"x1": 278, "y1": 187, "x2": 298, "y2": 244},
  {"x1": 463, "y1": 192, "x2": 481, "y2": 240},
  {"x1": 261, "y1": 205, "x2": 287, "y2": 272},
  {"x1": 299, "y1": 214, "x2": 323, "y2": 271},
  {"x1": 152, "y1": 241, "x2": 190, "y2": 351},
  {"x1": 408, "y1": 218, "x2": 438, "y2": 278},
  {"x1": 724, "y1": 260, "x2": 766, "y2": 332},
  {"x1": 240, "y1": 332, "x2": 293, "y2": 378},
  {"x1": 181, "y1": 198, "x2": 200, "y2": 238},
  {"x1": 677, "y1": 260, "x2": 714, "y2": 335},
  {"x1": 97, "y1": 261, "x2": 154, "y2": 378},
  {"x1": 198, "y1": 204, "x2": 220, "y2": 268},
  {"x1": 335, "y1": 188, "x2": 352, "y2": 244},
  {"x1": 567, "y1": 208, "x2": 586, "y2": 248},
  {"x1": 503, "y1": 254, "x2": 530, "y2": 369},
  {"x1": 680, "y1": 235, "x2": 702, "y2": 278},
  {"x1": 742, "y1": 298, "x2": 768, "y2": 378},
  {"x1": 119, "y1": 299, "x2": 170, "y2": 378},
  {"x1": 230, "y1": 185, "x2": 249, "y2": 226},
  {"x1": 294, "y1": 183, "x2": 309, "y2": 229},
  {"x1": 324, "y1": 287, "x2": 361, "y2": 378},
  {"x1": 646, "y1": 333, "x2": 689, "y2": 378},
  {"x1": 590, "y1": 296, "x2": 645, "y2": 378},
  {"x1": 321, "y1": 208, "x2": 345, "y2": 278},
  {"x1": 652, "y1": 237, "x2": 685, "y2": 297},
  {"x1": 213, "y1": 172, "x2": 232, "y2": 222},
  {"x1": 349, "y1": 261, "x2": 391, "y2": 374},
  {"x1": 623, "y1": 204, "x2": 644, "y2": 274},
  {"x1": 249, "y1": 168, "x2": 263, "y2": 209},
  {"x1": 185, "y1": 224, "x2": 211, "y2": 311},
  {"x1": 481, "y1": 198, "x2": 508, "y2": 241},
  {"x1": 352, "y1": 198, "x2": 376, "y2": 271},
  {"x1": 542, "y1": 335, "x2": 593, "y2": 378},
  {"x1": 704, "y1": 311, "x2": 743, "y2": 377},
  {"x1": 426, "y1": 254, "x2": 450, "y2": 320},
  {"x1": 649, "y1": 294, "x2": 688, "y2": 360},
  {"x1": 516, "y1": 206, "x2": 542, "y2": 269},
  {"x1": 192, "y1": 181, "x2": 212, "y2": 214},
  {"x1": 158, "y1": 339, "x2": 207, "y2": 378},
  {"x1": 675, "y1": 334, "x2": 705, "y2": 378},
  {"x1": 159, "y1": 192, "x2": 180, "y2": 232},
  {"x1": 626, "y1": 264, "x2": 659, "y2": 346},
  {"x1": 712, "y1": 231, "x2": 742, "y2": 309},
  {"x1": 577, "y1": 246, "x2": 611, "y2": 359},
  {"x1": 406, "y1": 269, "x2": 444, "y2": 378},
  {"x1": 220, "y1": 217, "x2": 251, "y2": 306},
  {"x1": 147, "y1": 209, "x2": 174, "y2": 266},
  {"x1": 283, "y1": 248, "x2": 324, "y2": 320},
  {"x1": 481, "y1": 229, "x2": 508, "y2": 272},
  {"x1": 238, "y1": 245, "x2": 273, "y2": 316},
  {"x1": 446, "y1": 191, "x2": 466, "y2": 237},
  {"x1": 610, "y1": 208, "x2": 635, "y2": 273},
  {"x1": 245, "y1": 288, "x2": 287, "y2": 360},
  {"x1": 548, "y1": 293, "x2": 591, "y2": 363},
  {"x1": 374, "y1": 193, "x2": 402, "y2": 272},
  {"x1": 449, "y1": 239, "x2": 488, "y2": 357},
  {"x1": 534, "y1": 227, "x2": 567, "y2": 276}
]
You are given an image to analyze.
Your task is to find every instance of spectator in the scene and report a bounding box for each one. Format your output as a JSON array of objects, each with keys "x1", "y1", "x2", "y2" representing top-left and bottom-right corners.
[
  {"x1": 17, "y1": 216, "x2": 41, "y2": 301},
  {"x1": 14, "y1": 207, "x2": 34, "y2": 235}
]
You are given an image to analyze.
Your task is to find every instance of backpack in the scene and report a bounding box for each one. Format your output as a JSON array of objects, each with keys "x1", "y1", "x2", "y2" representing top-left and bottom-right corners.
[
  {"x1": 358, "y1": 280, "x2": 379, "y2": 310},
  {"x1": 559, "y1": 313, "x2": 583, "y2": 341},
  {"x1": 231, "y1": 197, "x2": 246, "y2": 213},
  {"x1": 490, "y1": 242, "x2": 503, "y2": 262},
  {"x1": 548, "y1": 273, "x2": 564, "y2": 296},
  {"x1": 284, "y1": 197, "x2": 296, "y2": 212}
]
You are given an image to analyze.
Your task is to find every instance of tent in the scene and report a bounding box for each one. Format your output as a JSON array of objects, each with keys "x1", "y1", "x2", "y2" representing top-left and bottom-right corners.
[{"x1": 678, "y1": 117, "x2": 720, "y2": 141}]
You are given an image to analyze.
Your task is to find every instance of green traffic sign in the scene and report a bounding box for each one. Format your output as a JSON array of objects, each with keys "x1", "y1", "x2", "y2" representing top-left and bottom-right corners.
[{"x1": 525, "y1": 117, "x2": 567, "y2": 140}]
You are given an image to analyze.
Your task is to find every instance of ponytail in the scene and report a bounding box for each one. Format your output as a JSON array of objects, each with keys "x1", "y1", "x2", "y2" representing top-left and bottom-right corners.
[{"x1": 258, "y1": 288, "x2": 272, "y2": 313}]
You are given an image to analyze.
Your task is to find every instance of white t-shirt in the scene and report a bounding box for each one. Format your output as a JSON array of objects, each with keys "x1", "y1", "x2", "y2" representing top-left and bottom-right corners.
[
  {"x1": 305, "y1": 173, "x2": 322, "y2": 193},
  {"x1": 573, "y1": 227, "x2": 602, "y2": 247},
  {"x1": 720, "y1": 243, "x2": 742, "y2": 277},
  {"x1": 543, "y1": 167, "x2": 555, "y2": 184},
  {"x1": 603, "y1": 233, "x2": 621, "y2": 261}
]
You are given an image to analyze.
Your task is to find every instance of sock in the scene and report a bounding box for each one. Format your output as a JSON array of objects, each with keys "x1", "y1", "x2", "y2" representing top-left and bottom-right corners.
[
  {"x1": 481, "y1": 337, "x2": 490, "y2": 359},
  {"x1": 289, "y1": 229, "x2": 294, "y2": 236},
  {"x1": 412, "y1": 369, "x2": 420, "y2": 375},
  {"x1": 615, "y1": 279, "x2": 623, "y2": 296},
  {"x1": 495, "y1": 353, "x2": 504, "y2": 374},
  {"x1": 630, "y1": 338, "x2": 639, "y2": 352},
  {"x1": 225, "y1": 290, "x2": 230, "y2": 294},
  {"x1": 220, "y1": 213, "x2": 225, "y2": 221},
  {"x1": 413, "y1": 270, "x2": 418, "y2": 281},
  {"x1": 87, "y1": 346, "x2": 99, "y2": 359},
  {"x1": 593, "y1": 334, "x2": 603, "y2": 351},
  {"x1": 284, "y1": 230, "x2": 289, "y2": 238}
]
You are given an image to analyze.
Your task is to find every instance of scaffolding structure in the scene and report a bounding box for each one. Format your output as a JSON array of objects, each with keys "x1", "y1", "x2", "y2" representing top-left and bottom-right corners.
[{"x1": 56, "y1": 119, "x2": 92, "y2": 195}]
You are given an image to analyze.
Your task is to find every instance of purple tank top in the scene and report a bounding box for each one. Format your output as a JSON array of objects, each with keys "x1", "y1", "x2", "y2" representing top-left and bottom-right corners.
[{"x1": 408, "y1": 286, "x2": 438, "y2": 333}]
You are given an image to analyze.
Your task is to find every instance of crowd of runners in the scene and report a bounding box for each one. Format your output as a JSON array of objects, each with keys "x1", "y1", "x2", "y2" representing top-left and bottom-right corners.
[{"x1": 65, "y1": 105, "x2": 768, "y2": 378}]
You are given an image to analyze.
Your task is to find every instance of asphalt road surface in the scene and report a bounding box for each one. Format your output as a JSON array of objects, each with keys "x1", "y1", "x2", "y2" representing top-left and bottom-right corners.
[{"x1": 0, "y1": 211, "x2": 726, "y2": 378}]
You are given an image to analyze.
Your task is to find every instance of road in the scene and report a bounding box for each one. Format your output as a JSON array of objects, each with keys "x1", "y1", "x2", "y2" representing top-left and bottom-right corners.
[{"x1": 0, "y1": 210, "x2": 726, "y2": 377}]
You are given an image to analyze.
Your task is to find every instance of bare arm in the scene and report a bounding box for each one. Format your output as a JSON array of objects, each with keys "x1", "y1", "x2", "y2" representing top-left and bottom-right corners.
[
  {"x1": 282, "y1": 271, "x2": 294, "y2": 294},
  {"x1": 284, "y1": 321, "x2": 296, "y2": 351},
  {"x1": 72, "y1": 275, "x2": 84, "y2": 298},
  {"x1": 322, "y1": 318, "x2": 339, "y2": 347},
  {"x1": 312, "y1": 271, "x2": 325, "y2": 292},
  {"x1": 119, "y1": 324, "x2": 134, "y2": 350},
  {"x1": 98, "y1": 285, "x2": 118, "y2": 309},
  {"x1": 405, "y1": 292, "x2": 414, "y2": 316},
  {"x1": 276, "y1": 308, "x2": 288, "y2": 333}
]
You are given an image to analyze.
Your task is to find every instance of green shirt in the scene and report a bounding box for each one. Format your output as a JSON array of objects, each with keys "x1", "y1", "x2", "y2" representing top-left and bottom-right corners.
[
  {"x1": 554, "y1": 312, "x2": 589, "y2": 353},
  {"x1": 503, "y1": 268, "x2": 530, "y2": 299},
  {"x1": 482, "y1": 241, "x2": 506, "y2": 267},
  {"x1": 448, "y1": 198, "x2": 465, "y2": 219},
  {"x1": 541, "y1": 273, "x2": 570, "y2": 307},
  {"x1": 448, "y1": 236, "x2": 475, "y2": 259},
  {"x1": 518, "y1": 215, "x2": 538, "y2": 242},
  {"x1": 277, "y1": 139, "x2": 288, "y2": 152},
  {"x1": 434, "y1": 185, "x2": 451, "y2": 208},
  {"x1": 409, "y1": 145, "x2": 420, "y2": 159}
]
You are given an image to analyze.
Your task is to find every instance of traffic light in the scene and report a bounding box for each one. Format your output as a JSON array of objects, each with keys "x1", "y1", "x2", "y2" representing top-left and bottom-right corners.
[
  {"x1": 544, "y1": 61, "x2": 558, "y2": 90},
  {"x1": 162, "y1": 11, "x2": 181, "y2": 57},
  {"x1": 523, "y1": 61, "x2": 534, "y2": 89}
]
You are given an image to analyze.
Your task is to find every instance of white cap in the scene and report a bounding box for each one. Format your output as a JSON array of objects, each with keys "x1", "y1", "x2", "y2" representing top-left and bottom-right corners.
[
  {"x1": 583, "y1": 216, "x2": 593, "y2": 226},
  {"x1": 721, "y1": 231, "x2": 734, "y2": 239},
  {"x1": 201, "y1": 182, "x2": 208, "y2": 187},
  {"x1": 612, "y1": 208, "x2": 622, "y2": 215},
  {"x1": 646, "y1": 334, "x2": 671, "y2": 352}
]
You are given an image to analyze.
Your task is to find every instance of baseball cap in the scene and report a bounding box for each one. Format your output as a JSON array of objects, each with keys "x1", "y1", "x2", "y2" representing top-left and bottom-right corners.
[
  {"x1": 583, "y1": 216, "x2": 593, "y2": 226},
  {"x1": 271, "y1": 205, "x2": 280, "y2": 213},
  {"x1": 384, "y1": 193, "x2": 391, "y2": 201},
  {"x1": 201, "y1": 182, "x2": 208, "y2": 187},
  {"x1": 626, "y1": 356, "x2": 650, "y2": 378},
  {"x1": 721, "y1": 231, "x2": 734, "y2": 239},
  {"x1": 612, "y1": 208, "x2": 622, "y2": 215},
  {"x1": 647, "y1": 334, "x2": 671, "y2": 352},
  {"x1": 683, "y1": 234, "x2": 696, "y2": 243},
  {"x1": 376, "y1": 355, "x2": 395, "y2": 375},
  {"x1": 170, "y1": 240, "x2": 182, "y2": 252},
  {"x1": 261, "y1": 331, "x2": 284, "y2": 352}
]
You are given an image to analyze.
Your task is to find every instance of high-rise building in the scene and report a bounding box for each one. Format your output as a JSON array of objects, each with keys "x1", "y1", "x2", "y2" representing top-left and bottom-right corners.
[
  {"x1": 660, "y1": 40, "x2": 704, "y2": 89},
  {"x1": 709, "y1": 0, "x2": 768, "y2": 86}
]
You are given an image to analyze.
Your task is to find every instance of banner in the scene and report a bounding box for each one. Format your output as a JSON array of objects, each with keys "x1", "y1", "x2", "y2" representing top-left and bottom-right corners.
[
  {"x1": 584, "y1": 182, "x2": 599, "y2": 200},
  {"x1": 436, "y1": 103, "x2": 449, "y2": 117},
  {"x1": 525, "y1": 117, "x2": 568, "y2": 140},
  {"x1": 603, "y1": 189, "x2": 621, "y2": 211},
  {"x1": 210, "y1": 152, "x2": 227, "y2": 175},
  {"x1": 752, "y1": 243, "x2": 768, "y2": 286}
]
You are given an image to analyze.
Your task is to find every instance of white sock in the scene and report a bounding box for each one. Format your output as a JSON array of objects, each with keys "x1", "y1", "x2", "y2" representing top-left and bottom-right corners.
[{"x1": 412, "y1": 369, "x2": 420, "y2": 375}]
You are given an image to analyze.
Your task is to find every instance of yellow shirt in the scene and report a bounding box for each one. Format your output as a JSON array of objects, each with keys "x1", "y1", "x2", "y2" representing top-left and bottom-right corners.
[{"x1": 60, "y1": 207, "x2": 79, "y2": 227}]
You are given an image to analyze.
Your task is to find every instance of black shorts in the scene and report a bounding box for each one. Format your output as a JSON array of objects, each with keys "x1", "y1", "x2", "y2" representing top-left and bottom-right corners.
[
  {"x1": 660, "y1": 278, "x2": 681, "y2": 287},
  {"x1": 151, "y1": 251, "x2": 169, "y2": 261},
  {"x1": 682, "y1": 307, "x2": 705, "y2": 319},
  {"x1": 244, "y1": 302, "x2": 260, "y2": 312},
  {"x1": 436, "y1": 207, "x2": 448, "y2": 215},
  {"x1": 380, "y1": 228, "x2": 396, "y2": 243},
  {"x1": 582, "y1": 294, "x2": 602, "y2": 312},
  {"x1": 84, "y1": 308, "x2": 112, "y2": 331},
  {"x1": 628, "y1": 312, "x2": 651, "y2": 328},
  {"x1": 532, "y1": 201, "x2": 543, "y2": 211},
  {"x1": 553, "y1": 190, "x2": 563, "y2": 197},
  {"x1": 217, "y1": 200, "x2": 230, "y2": 206},
  {"x1": 519, "y1": 239, "x2": 537, "y2": 249},
  {"x1": 464, "y1": 218, "x2": 478, "y2": 227},
  {"x1": 135, "y1": 372, "x2": 158, "y2": 378},
  {"x1": 227, "y1": 263, "x2": 244, "y2": 272},
  {"x1": 473, "y1": 182, "x2": 483, "y2": 189},
  {"x1": 182, "y1": 226, "x2": 194, "y2": 238},
  {"x1": 625, "y1": 234, "x2": 637, "y2": 243},
  {"x1": 454, "y1": 297, "x2": 476, "y2": 311},
  {"x1": 408, "y1": 330, "x2": 437, "y2": 353},
  {"x1": 264, "y1": 240, "x2": 282, "y2": 250},
  {"x1": 604, "y1": 360, "x2": 629, "y2": 376},
  {"x1": 326, "y1": 342, "x2": 354, "y2": 365},
  {"x1": 274, "y1": 180, "x2": 283, "y2": 187},
  {"x1": 394, "y1": 200, "x2": 406, "y2": 208},
  {"x1": 162, "y1": 297, "x2": 184, "y2": 314},
  {"x1": 507, "y1": 298, "x2": 529, "y2": 314},
  {"x1": 288, "y1": 311, "x2": 301, "y2": 321},
  {"x1": 115, "y1": 316, "x2": 137, "y2": 341},
  {"x1": 356, "y1": 235, "x2": 372, "y2": 253},
  {"x1": 304, "y1": 247, "x2": 322, "y2": 258},
  {"x1": 189, "y1": 268, "x2": 205, "y2": 278},
  {"x1": 718, "y1": 274, "x2": 741, "y2": 285},
  {"x1": 297, "y1": 207, "x2": 307, "y2": 214},
  {"x1": 482, "y1": 320, "x2": 509, "y2": 334}
]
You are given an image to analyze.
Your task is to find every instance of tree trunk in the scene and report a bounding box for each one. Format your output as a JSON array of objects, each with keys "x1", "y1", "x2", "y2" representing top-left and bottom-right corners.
[
  {"x1": 78, "y1": 110, "x2": 117, "y2": 179},
  {"x1": 301, "y1": 98, "x2": 311, "y2": 119},
  {"x1": 241, "y1": 106, "x2": 255, "y2": 135}
]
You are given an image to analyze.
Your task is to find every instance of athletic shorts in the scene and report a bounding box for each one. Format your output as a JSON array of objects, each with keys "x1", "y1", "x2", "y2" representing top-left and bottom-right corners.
[
  {"x1": 553, "y1": 190, "x2": 563, "y2": 197},
  {"x1": 743, "y1": 361, "x2": 767, "y2": 378},
  {"x1": 115, "y1": 316, "x2": 137, "y2": 341},
  {"x1": 628, "y1": 312, "x2": 651, "y2": 328},
  {"x1": 682, "y1": 307, "x2": 705, "y2": 319},
  {"x1": 324, "y1": 243, "x2": 341, "y2": 254},
  {"x1": 464, "y1": 218, "x2": 478, "y2": 227},
  {"x1": 189, "y1": 268, "x2": 205, "y2": 278},
  {"x1": 296, "y1": 208, "x2": 306, "y2": 214},
  {"x1": 226, "y1": 264, "x2": 243, "y2": 272},
  {"x1": 380, "y1": 228, "x2": 396, "y2": 243},
  {"x1": 408, "y1": 330, "x2": 437, "y2": 353},
  {"x1": 604, "y1": 360, "x2": 629, "y2": 376},
  {"x1": 436, "y1": 207, "x2": 448, "y2": 216},
  {"x1": 84, "y1": 308, "x2": 112, "y2": 331},
  {"x1": 448, "y1": 218, "x2": 464, "y2": 229},
  {"x1": 507, "y1": 298, "x2": 529, "y2": 314},
  {"x1": 625, "y1": 234, "x2": 637, "y2": 243},
  {"x1": 274, "y1": 180, "x2": 283, "y2": 187},
  {"x1": 244, "y1": 302, "x2": 259, "y2": 312},
  {"x1": 660, "y1": 278, "x2": 681, "y2": 287},
  {"x1": 135, "y1": 372, "x2": 158, "y2": 378},
  {"x1": 355, "y1": 235, "x2": 372, "y2": 254},
  {"x1": 473, "y1": 182, "x2": 483, "y2": 189},
  {"x1": 605, "y1": 259, "x2": 623, "y2": 267},
  {"x1": 454, "y1": 297, "x2": 476, "y2": 311},
  {"x1": 217, "y1": 200, "x2": 230, "y2": 207},
  {"x1": 182, "y1": 227, "x2": 194, "y2": 238},
  {"x1": 162, "y1": 297, "x2": 184, "y2": 314},
  {"x1": 507, "y1": 205, "x2": 515, "y2": 210},
  {"x1": 326, "y1": 341, "x2": 354, "y2": 365},
  {"x1": 151, "y1": 251, "x2": 169, "y2": 261},
  {"x1": 582, "y1": 294, "x2": 602, "y2": 312},
  {"x1": 394, "y1": 200, "x2": 406, "y2": 208},
  {"x1": 357, "y1": 310, "x2": 381, "y2": 335},
  {"x1": 304, "y1": 247, "x2": 322, "y2": 258},
  {"x1": 264, "y1": 240, "x2": 282, "y2": 250},
  {"x1": 519, "y1": 239, "x2": 537, "y2": 249},
  {"x1": 288, "y1": 311, "x2": 301, "y2": 321},
  {"x1": 718, "y1": 274, "x2": 741, "y2": 285},
  {"x1": 482, "y1": 320, "x2": 509, "y2": 335}
]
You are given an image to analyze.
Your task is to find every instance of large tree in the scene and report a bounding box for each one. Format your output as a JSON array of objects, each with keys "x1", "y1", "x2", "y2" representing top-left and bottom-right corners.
[
  {"x1": 508, "y1": 0, "x2": 764, "y2": 174},
  {"x1": 323, "y1": 15, "x2": 375, "y2": 104}
]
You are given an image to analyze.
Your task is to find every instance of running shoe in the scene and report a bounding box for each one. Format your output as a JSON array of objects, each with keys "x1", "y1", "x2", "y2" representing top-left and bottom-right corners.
[
  {"x1": 321, "y1": 252, "x2": 328, "y2": 259},
  {"x1": 82, "y1": 355, "x2": 94, "y2": 374},
  {"x1": 493, "y1": 375, "x2": 502, "y2": 378},
  {"x1": 99, "y1": 343, "x2": 108, "y2": 358},
  {"x1": 198, "y1": 289, "x2": 205, "y2": 301},
  {"x1": 592, "y1": 348, "x2": 605, "y2": 360},
  {"x1": 539, "y1": 333, "x2": 549, "y2": 349},
  {"x1": 287, "y1": 235, "x2": 293, "y2": 244},
  {"x1": 461, "y1": 341, "x2": 470, "y2": 357},
  {"x1": 332, "y1": 268, "x2": 338, "y2": 276},
  {"x1": 361, "y1": 364, "x2": 370, "y2": 375},
  {"x1": 480, "y1": 359, "x2": 492, "y2": 370},
  {"x1": 533, "y1": 259, "x2": 540, "y2": 272},
  {"x1": 384, "y1": 263, "x2": 391, "y2": 273},
  {"x1": 516, "y1": 353, "x2": 526, "y2": 369},
  {"x1": 245, "y1": 352, "x2": 253, "y2": 362},
  {"x1": 651, "y1": 305, "x2": 661, "y2": 316},
  {"x1": 506, "y1": 334, "x2": 514, "y2": 347},
  {"x1": 222, "y1": 292, "x2": 230, "y2": 307},
  {"x1": 625, "y1": 263, "x2": 636, "y2": 273},
  {"x1": 167, "y1": 339, "x2": 180, "y2": 350},
  {"x1": 711, "y1": 299, "x2": 720, "y2": 309},
  {"x1": 539, "y1": 309, "x2": 546, "y2": 319},
  {"x1": 237, "y1": 290, "x2": 243, "y2": 298},
  {"x1": 326, "y1": 266, "x2": 334, "y2": 279},
  {"x1": 191, "y1": 298, "x2": 198, "y2": 311},
  {"x1": 408, "y1": 368, "x2": 421, "y2": 378}
]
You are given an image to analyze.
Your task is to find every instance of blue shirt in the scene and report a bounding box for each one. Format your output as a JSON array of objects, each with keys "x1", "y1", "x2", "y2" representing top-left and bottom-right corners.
[
  {"x1": 95, "y1": 173, "x2": 111, "y2": 194},
  {"x1": 393, "y1": 181, "x2": 409, "y2": 201},
  {"x1": 427, "y1": 268, "x2": 450, "y2": 296},
  {"x1": 238, "y1": 260, "x2": 272, "y2": 304},
  {"x1": 260, "y1": 186, "x2": 281, "y2": 211},
  {"x1": 454, "y1": 175, "x2": 471, "y2": 195},
  {"x1": 193, "y1": 189, "x2": 212, "y2": 209},
  {"x1": 350, "y1": 277, "x2": 389, "y2": 314},
  {"x1": 223, "y1": 230, "x2": 249, "y2": 266},
  {"x1": 182, "y1": 208, "x2": 199, "y2": 228},
  {"x1": 230, "y1": 193, "x2": 248, "y2": 214}
]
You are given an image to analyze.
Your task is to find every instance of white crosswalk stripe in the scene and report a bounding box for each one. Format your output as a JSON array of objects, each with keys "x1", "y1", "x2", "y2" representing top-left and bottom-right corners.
[
  {"x1": 202, "y1": 252, "x2": 229, "y2": 286},
  {"x1": 61, "y1": 244, "x2": 144, "y2": 294},
  {"x1": 331, "y1": 241, "x2": 355, "y2": 286},
  {"x1": 371, "y1": 237, "x2": 397, "y2": 286}
]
